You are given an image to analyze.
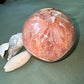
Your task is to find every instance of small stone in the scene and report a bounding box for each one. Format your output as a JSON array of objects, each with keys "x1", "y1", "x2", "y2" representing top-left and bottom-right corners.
[
  {"x1": 4, "y1": 51, "x2": 31, "y2": 72},
  {"x1": 0, "y1": 43, "x2": 9, "y2": 58},
  {"x1": 8, "y1": 33, "x2": 23, "y2": 60}
]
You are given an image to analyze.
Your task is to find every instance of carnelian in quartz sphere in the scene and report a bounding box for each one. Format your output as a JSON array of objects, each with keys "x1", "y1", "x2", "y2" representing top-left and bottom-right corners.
[{"x1": 22, "y1": 8, "x2": 75, "y2": 62}]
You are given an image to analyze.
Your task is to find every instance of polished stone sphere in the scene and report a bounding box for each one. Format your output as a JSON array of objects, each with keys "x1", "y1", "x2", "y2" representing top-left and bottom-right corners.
[{"x1": 22, "y1": 8, "x2": 75, "y2": 62}]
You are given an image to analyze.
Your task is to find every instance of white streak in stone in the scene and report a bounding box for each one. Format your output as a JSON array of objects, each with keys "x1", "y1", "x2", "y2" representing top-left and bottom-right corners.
[
  {"x1": 51, "y1": 16, "x2": 56, "y2": 23},
  {"x1": 44, "y1": 35, "x2": 48, "y2": 38},
  {"x1": 54, "y1": 11, "x2": 61, "y2": 16}
]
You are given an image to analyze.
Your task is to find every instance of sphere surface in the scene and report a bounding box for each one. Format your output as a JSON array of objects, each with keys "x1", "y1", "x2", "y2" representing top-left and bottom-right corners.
[{"x1": 22, "y1": 8, "x2": 75, "y2": 62}]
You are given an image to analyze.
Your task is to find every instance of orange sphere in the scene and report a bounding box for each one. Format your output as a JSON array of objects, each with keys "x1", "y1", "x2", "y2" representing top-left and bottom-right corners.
[{"x1": 22, "y1": 8, "x2": 75, "y2": 62}]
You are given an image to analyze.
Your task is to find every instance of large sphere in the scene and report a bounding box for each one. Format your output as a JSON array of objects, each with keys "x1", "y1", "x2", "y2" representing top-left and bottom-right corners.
[{"x1": 22, "y1": 8, "x2": 75, "y2": 62}]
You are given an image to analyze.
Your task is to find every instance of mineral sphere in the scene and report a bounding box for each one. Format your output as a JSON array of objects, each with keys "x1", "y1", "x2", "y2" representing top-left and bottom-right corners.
[{"x1": 22, "y1": 8, "x2": 75, "y2": 62}]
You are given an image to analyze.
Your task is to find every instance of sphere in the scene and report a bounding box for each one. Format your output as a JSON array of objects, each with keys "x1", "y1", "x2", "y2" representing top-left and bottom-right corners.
[{"x1": 22, "y1": 8, "x2": 75, "y2": 62}]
